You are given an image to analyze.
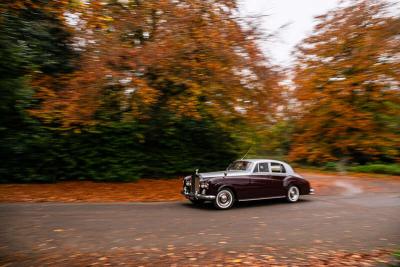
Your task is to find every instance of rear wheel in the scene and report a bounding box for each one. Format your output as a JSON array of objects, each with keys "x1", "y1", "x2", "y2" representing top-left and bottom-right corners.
[
  {"x1": 286, "y1": 185, "x2": 300, "y2": 203},
  {"x1": 214, "y1": 188, "x2": 235, "y2": 209}
]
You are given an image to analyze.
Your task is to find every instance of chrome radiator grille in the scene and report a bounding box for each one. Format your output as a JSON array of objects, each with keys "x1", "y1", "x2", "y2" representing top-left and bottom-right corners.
[{"x1": 191, "y1": 175, "x2": 200, "y2": 194}]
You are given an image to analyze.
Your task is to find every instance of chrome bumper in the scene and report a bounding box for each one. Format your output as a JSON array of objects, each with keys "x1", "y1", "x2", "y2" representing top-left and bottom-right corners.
[
  {"x1": 181, "y1": 191, "x2": 216, "y2": 200},
  {"x1": 309, "y1": 188, "x2": 315, "y2": 195}
]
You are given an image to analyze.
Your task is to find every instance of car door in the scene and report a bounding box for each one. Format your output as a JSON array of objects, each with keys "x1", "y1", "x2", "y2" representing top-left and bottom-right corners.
[
  {"x1": 268, "y1": 162, "x2": 287, "y2": 196},
  {"x1": 248, "y1": 162, "x2": 274, "y2": 198},
  {"x1": 224, "y1": 174, "x2": 252, "y2": 200}
]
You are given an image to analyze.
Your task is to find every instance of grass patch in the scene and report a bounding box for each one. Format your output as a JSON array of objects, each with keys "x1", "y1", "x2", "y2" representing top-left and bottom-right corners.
[
  {"x1": 348, "y1": 164, "x2": 400, "y2": 176},
  {"x1": 294, "y1": 162, "x2": 400, "y2": 176}
]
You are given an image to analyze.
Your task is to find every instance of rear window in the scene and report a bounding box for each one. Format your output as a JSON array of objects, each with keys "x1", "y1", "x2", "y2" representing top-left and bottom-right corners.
[{"x1": 271, "y1": 162, "x2": 286, "y2": 173}]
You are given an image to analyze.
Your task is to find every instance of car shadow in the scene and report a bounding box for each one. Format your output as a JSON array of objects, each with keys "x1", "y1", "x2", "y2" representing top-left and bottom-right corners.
[{"x1": 181, "y1": 198, "x2": 312, "y2": 211}]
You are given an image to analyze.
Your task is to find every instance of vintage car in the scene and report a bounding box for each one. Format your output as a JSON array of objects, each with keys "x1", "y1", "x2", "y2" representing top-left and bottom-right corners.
[{"x1": 181, "y1": 159, "x2": 314, "y2": 209}]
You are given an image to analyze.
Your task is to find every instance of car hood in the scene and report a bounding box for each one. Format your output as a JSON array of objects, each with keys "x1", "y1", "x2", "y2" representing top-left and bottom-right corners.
[
  {"x1": 199, "y1": 170, "x2": 248, "y2": 179},
  {"x1": 199, "y1": 171, "x2": 225, "y2": 178},
  {"x1": 183, "y1": 171, "x2": 249, "y2": 181}
]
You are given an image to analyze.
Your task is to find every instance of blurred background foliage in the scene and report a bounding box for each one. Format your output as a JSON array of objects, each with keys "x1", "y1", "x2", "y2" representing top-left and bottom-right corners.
[{"x1": 0, "y1": 0, "x2": 399, "y2": 182}]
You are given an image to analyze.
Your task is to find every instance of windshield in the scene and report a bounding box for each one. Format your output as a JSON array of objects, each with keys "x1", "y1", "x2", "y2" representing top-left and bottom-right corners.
[{"x1": 227, "y1": 161, "x2": 252, "y2": 171}]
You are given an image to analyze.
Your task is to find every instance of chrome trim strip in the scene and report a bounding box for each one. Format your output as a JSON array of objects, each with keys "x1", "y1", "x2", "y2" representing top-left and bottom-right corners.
[
  {"x1": 181, "y1": 191, "x2": 216, "y2": 200},
  {"x1": 196, "y1": 194, "x2": 216, "y2": 200},
  {"x1": 239, "y1": 195, "x2": 286, "y2": 202},
  {"x1": 309, "y1": 188, "x2": 315, "y2": 195}
]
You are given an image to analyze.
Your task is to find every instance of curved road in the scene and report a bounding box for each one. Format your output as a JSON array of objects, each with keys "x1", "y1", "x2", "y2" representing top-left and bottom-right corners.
[{"x1": 1, "y1": 175, "x2": 399, "y2": 265}]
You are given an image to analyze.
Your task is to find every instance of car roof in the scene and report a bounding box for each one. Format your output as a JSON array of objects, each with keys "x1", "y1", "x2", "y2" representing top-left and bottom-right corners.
[
  {"x1": 237, "y1": 159, "x2": 287, "y2": 165},
  {"x1": 235, "y1": 159, "x2": 295, "y2": 174}
]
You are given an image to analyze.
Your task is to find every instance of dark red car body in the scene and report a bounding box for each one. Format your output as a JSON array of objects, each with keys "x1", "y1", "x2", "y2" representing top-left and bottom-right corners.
[{"x1": 181, "y1": 159, "x2": 314, "y2": 206}]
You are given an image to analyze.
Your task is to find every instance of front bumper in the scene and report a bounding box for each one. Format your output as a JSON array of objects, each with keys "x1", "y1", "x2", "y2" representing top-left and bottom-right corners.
[{"x1": 181, "y1": 190, "x2": 216, "y2": 200}]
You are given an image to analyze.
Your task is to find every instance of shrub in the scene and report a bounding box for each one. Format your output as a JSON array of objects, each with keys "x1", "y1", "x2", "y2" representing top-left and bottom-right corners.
[{"x1": 0, "y1": 119, "x2": 241, "y2": 182}]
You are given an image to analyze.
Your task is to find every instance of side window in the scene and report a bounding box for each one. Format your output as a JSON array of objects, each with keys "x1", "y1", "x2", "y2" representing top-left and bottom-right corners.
[
  {"x1": 271, "y1": 162, "x2": 286, "y2": 173},
  {"x1": 258, "y1": 163, "x2": 269, "y2": 172}
]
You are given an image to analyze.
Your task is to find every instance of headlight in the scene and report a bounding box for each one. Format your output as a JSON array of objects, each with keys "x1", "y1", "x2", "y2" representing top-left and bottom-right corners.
[{"x1": 200, "y1": 181, "x2": 209, "y2": 189}]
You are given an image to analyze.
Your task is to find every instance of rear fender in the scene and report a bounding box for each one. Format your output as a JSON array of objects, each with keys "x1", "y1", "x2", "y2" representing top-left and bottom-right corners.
[
  {"x1": 283, "y1": 176, "x2": 297, "y2": 188},
  {"x1": 283, "y1": 176, "x2": 309, "y2": 194}
]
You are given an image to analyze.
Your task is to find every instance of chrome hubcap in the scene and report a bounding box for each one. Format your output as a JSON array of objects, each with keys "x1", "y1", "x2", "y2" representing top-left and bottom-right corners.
[
  {"x1": 217, "y1": 190, "x2": 232, "y2": 208},
  {"x1": 288, "y1": 186, "x2": 299, "y2": 201},
  {"x1": 220, "y1": 194, "x2": 228, "y2": 203}
]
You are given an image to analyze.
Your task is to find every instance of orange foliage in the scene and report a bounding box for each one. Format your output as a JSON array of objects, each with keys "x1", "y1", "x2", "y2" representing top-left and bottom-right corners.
[
  {"x1": 289, "y1": 0, "x2": 400, "y2": 163},
  {"x1": 33, "y1": 0, "x2": 282, "y2": 129}
]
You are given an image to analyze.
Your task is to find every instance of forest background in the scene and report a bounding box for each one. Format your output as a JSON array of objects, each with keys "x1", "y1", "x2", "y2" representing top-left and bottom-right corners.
[{"x1": 0, "y1": 0, "x2": 399, "y2": 182}]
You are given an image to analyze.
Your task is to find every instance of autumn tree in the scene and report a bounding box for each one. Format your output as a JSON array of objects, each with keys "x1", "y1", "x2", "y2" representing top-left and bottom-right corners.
[
  {"x1": 0, "y1": 0, "x2": 283, "y2": 181},
  {"x1": 289, "y1": 0, "x2": 400, "y2": 164},
  {"x1": 25, "y1": 0, "x2": 283, "y2": 180},
  {"x1": 33, "y1": 0, "x2": 281, "y2": 132}
]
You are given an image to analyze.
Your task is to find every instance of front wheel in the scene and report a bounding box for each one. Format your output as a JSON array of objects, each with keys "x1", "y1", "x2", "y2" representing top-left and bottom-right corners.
[
  {"x1": 214, "y1": 188, "x2": 235, "y2": 209},
  {"x1": 286, "y1": 185, "x2": 300, "y2": 203}
]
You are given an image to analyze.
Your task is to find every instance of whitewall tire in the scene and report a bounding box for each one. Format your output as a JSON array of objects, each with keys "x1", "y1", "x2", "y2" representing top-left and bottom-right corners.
[
  {"x1": 287, "y1": 185, "x2": 300, "y2": 203},
  {"x1": 214, "y1": 188, "x2": 235, "y2": 209}
]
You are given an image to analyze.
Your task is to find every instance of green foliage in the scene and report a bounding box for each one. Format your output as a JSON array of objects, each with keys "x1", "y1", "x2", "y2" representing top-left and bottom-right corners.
[
  {"x1": 393, "y1": 250, "x2": 400, "y2": 259},
  {"x1": 0, "y1": 2, "x2": 74, "y2": 182},
  {"x1": 348, "y1": 164, "x2": 400, "y2": 176},
  {"x1": 1, "y1": 120, "x2": 241, "y2": 182},
  {"x1": 323, "y1": 162, "x2": 337, "y2": 171},
  {"x1": 0, "y1": 3, "x2": 75, "y2": 75}
]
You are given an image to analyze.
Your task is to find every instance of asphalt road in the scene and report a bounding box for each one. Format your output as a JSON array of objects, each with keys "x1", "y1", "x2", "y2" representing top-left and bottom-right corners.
[{"x1": 0, "y1": 175, "x2": 399, "y2": 265}]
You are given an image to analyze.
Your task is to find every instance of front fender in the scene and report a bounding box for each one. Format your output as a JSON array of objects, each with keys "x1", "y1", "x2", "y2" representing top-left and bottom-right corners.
[{"x1": 207, "y1": 177, "x2": 242, "y2": 199}]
